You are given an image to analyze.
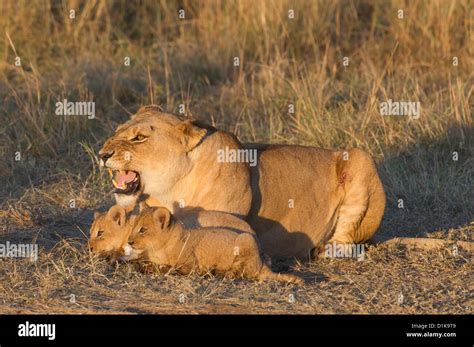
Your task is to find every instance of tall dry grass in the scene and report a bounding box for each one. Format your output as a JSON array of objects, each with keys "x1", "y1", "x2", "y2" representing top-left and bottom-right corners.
[{"x1": 0, "y1": 0, "x2": 472, "y2": 236}]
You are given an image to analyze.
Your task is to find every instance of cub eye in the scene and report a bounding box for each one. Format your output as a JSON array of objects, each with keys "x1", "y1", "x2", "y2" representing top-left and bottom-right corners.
[
  {"x1": 131, "y1": 134, "x2": 147, "y2": 142},
  {"x1": 138, "y1": 227, "x2": 146, "y2": 235},
  {"x1": 97, "y1": 230, "x2": 105, "y2": 238}
]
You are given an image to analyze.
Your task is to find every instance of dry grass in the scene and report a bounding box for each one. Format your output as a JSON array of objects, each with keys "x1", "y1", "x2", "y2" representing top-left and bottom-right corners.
[
  {"x1": 0, "y1": 233, "x2": 471, "y2": 314},
  {"x1": 0, "y1": 0, "x2": 472, "y2": 314}
]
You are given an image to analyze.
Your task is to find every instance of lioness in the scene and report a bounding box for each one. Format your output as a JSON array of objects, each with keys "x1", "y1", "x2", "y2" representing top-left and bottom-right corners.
[
  {"x1": 99, "y1": 105, "x2": 386, "y2": 260},
  {"x1": 122, "y1": 207, "x2": 303, "y2": 284}
]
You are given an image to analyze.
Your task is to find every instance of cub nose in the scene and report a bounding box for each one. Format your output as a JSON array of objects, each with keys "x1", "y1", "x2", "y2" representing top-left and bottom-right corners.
[
  {"x1": 98, "y1": 150, "x2": 114, "y2": 163},
  {"x1": 123, "y1": 244, "x2": 133, "y2": 256}
]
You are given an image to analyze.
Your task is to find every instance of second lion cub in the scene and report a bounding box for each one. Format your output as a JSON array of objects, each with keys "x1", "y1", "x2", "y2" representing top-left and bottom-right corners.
[{"x1": 123, "y1": 207, "x2": 303, "y2": 284}]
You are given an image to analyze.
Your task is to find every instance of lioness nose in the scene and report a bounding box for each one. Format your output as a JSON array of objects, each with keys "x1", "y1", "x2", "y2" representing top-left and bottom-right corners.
[{"x1": 98, "y1": 150, "x2": 114, "y2": 163}]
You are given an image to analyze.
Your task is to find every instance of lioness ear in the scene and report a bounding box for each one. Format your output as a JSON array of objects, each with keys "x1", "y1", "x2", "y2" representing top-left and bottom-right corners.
[
  {"x1": 152, "y1": 208, "x2": 172, "y2": 230},
  {"x1": 176, "y1": 121, "x2": 207, "y2": 151},
  {"x1": 93, "y1": 211, "x2": 101, "y2": 219},
  {"x1": 107, "y1": 205, "x2": 126, "y2": 227},
  {"x1": 133, "y1": 105, "x2": 163, "y2": 118}
]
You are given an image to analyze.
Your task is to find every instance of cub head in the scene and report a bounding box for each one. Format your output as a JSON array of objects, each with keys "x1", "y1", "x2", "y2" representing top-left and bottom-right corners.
[
  {"x1": 122, "y1": 207, "x2": 174, "y2": 261},
  {"x1": 89, "y1": 205, "x2": 132, "y2": 260},
  {"x1": 98, "y1": 106, "x2": 207, "y2": 206}
]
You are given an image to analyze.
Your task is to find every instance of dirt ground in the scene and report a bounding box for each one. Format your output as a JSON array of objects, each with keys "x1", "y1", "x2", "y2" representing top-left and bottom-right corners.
[{"x1": 0, "y1": 198, "x2": 471, "y2": 314}]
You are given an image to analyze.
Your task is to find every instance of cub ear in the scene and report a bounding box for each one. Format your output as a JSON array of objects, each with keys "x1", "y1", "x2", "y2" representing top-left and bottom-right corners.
[
  {"x1": 138, "y1": 201, "x2": 149, "y2": 213},
  {"x1": 175, "y1": 121, "x2": 207, "y2": 152},
  {"x1": 106, "y1": 205, "x2": 126, "y2": 227},
  {"x1": 152, "y1": 208, "x2": 172, "y2": 230},
  {"x1": 93, "y1": 211, "x2": 101, "y2": 219}
]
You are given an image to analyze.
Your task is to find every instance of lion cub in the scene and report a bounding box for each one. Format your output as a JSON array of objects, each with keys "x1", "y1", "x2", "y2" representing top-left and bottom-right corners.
[
  {"x1": 89, "y1": 205, "x2": 133, "y2": 261},
  {"x1": 123, "y1": 207, "x2": 303, "y2": 284}
]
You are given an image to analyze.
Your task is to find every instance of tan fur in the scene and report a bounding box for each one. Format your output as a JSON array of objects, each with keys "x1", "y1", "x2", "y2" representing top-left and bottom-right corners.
[
  {"x1": 248, "y1": 146, "x2": 386, "y2": 259},
  {"x1": 89, "y1": 205, "x2": 133, "y2": 260},
  {"x1": 124, "y1": 207, "x2": 303, "y2": 284},
  {"x1": 99, "y1": 107, "x2": 386, "y2": 260},
  {"x1": 174, "y1": 209, "x2": 255, "y2": 234},
  {"x1": 100, "y1": 109, "x2": 252, "y2": 217}
]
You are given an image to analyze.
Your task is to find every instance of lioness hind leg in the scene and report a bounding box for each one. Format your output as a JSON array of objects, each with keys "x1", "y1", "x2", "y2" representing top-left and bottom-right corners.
[
  {"x1": 329, "y1": 149, "x2": 386, "y2": 245},
  {"x1": 355, "y1": 172, "x2": 385, "y2": 242}
]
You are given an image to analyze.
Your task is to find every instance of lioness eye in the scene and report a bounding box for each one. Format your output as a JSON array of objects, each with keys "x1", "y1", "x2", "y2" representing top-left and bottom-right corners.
[
  {"x1": 131, "y1": 134, "x2": 146, "y2": 142},
  {"x1": 97, "y1": 230, "x2": 104, "y2": 238}
]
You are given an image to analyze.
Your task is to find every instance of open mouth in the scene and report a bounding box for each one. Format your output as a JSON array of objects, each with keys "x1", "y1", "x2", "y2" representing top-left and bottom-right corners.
[{"x1": 107, "y1": 169, "x2": 140, "y2": 195}]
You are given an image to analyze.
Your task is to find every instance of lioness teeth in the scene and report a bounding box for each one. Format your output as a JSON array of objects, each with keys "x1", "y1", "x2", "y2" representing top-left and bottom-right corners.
[
  {"x1": 109, "y1": 169, "x2": 138, "y2": 191},
  {"x1": 112, "y1": 178, "x2": 124, "y2": 189}
]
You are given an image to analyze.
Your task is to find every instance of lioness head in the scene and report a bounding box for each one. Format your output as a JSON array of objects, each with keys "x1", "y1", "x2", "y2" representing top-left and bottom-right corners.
[
  {"x1": 98, "y1": 106, "x2": 207, "y2": 206},
  {"x1": 89, "y1": 205, "x2": 133, "y2": 260},
  {"x1": 122, "y1": 207, "x2": 174, "y2": 261}
]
